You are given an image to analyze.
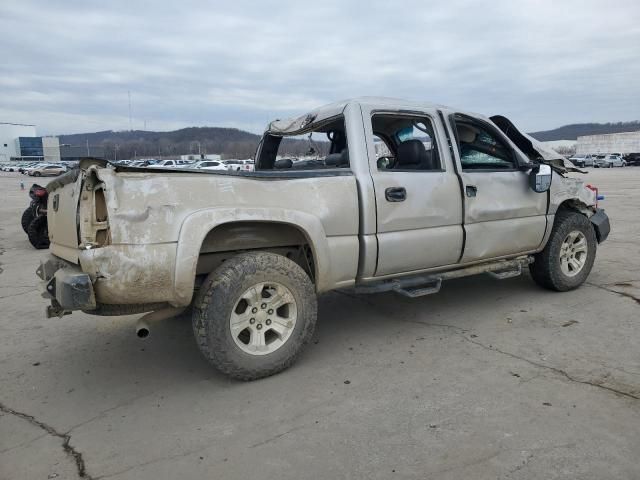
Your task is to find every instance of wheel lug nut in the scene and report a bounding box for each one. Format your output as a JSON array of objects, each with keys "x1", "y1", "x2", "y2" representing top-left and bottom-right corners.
[
  {"x1": 249, "y1": 318, "x2": 255, "y2": 324},
  {"x1": 257, "y1": 324, "x2": 263, "y2": 330},
  {"x1": 266, "y1": 319, "x2": 271, "y2": 325},
  {"x1": 261, "y1": 303, "x2": 267, "y2": 309},
  {"x1": 251, "y1": 307, "x2": 258, "y2": 313},
  {"x1": 268, "y1": 309, "x2": 274, "y2": 315}
]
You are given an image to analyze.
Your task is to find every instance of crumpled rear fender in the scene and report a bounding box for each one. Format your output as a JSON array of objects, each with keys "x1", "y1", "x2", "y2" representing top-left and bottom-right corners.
[{"x1": 173, "y1": 207, "x2": 333, "y2": 305}]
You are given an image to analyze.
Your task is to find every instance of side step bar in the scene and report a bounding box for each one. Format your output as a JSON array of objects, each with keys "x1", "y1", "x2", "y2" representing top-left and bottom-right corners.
[{"x1": 355, "y1": 256, "x2": 533, "y2": 298}]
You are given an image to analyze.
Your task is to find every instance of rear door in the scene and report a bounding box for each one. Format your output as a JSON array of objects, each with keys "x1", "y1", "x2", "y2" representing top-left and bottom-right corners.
[
  {"x1": 365, "y1": 111, "x2": 464, "y2": 276},
  {"x1": 449, "y1": 114, "x2": 547, "y2": 262}
]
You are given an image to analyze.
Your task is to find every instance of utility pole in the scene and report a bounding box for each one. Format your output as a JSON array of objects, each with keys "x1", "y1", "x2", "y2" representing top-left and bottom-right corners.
[
  {"x1": 86, "y1": 139, "x2": 90, "y2": 156},
  {"x1": 128, "y1": 90, "x2": 132, "y2": 131}
]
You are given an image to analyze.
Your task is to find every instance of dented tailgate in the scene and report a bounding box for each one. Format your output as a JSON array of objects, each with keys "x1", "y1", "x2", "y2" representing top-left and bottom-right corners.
[{"x1": 47, "y1": 171, "x2": 83, "y2": 263}]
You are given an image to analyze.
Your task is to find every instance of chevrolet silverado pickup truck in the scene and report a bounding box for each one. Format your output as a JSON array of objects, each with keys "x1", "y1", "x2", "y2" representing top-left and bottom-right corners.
[{"x1": 38, "y1": 97, "x2": 610, "y2": 380}]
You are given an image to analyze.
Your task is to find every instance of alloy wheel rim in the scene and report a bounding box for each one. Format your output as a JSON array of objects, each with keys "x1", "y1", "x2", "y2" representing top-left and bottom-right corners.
[
  {"x1": 229, "y1": 282, "x2": 297, "y2": 355},
  {"x1": 559, "y1": 230, "x2": 588, "y2": 277}
]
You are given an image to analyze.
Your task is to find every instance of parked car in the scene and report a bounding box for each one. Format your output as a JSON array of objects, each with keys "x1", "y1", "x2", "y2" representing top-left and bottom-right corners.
[
  {"x1": 568, "y1": 154, "x2": 596, "y2": 168},
  {"x1": 189, "y1": 160, "x2": 228, "y2": 171},
  {"x1": 595, "y1": 154, "x2": 625, "y2": 168},
  {"x1": 20, "y1": 163, "x2": 44, "y2": 174},
  {"x1": 593, "y1": 155, "x2": 607, "y2": 168},
  {"x1": 29, "y1": 164, "x2": 67, "y2": 176},
  {"x1": 239, "y1": 159, "x2": 255, "y2": 171},
  {"x1": 1, "y1": 163, "x2": 20, "y2": 172},
  {"x1": 624, "y1": 153, "x2": 640, "y2": 166},
  {"x1": 222, "y1": 159, "x2": 244, "y2": 171},
  {"x1": 147, "y1": 159, "x2": 180, "y2": 168},
  {"x1": 38, "y1": 97, "x2": 609, "y2": 381}
]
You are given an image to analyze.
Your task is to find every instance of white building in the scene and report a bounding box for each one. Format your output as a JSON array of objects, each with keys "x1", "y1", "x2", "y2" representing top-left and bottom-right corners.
[
  {"x1": 576, "y1": 131, "x2": 640, "y2": 155},
  {"x1": 0, "y1": 122, "x2": 37, "y2": 162}
]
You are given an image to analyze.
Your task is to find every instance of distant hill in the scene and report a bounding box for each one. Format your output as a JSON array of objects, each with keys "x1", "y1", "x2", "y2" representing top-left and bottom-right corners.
[
  {"x1": 59, "y1": 119, "x2": 640, "y2": 159},
  {"x1": 529, "y1": 121, "x2": 640, "y2": 142},
  {"x1": 60, "y1": 127, "x2": 262, "y2": 160}
]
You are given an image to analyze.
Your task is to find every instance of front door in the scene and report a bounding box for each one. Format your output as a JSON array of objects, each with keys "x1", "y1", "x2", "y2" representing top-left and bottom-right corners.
[{"x1": 451, "y1": 114, "x2": 548, "y2": 262}]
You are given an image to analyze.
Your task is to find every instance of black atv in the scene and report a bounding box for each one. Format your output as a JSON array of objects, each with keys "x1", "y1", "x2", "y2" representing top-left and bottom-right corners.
[{"x1": 21, "y1": 184, "x2": 50, "y2": 249}]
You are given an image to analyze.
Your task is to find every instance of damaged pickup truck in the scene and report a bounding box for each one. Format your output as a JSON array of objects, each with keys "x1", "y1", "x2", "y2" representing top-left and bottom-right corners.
[{"x1": 38, "y1": 97, "x2": 610, "y2": 380}]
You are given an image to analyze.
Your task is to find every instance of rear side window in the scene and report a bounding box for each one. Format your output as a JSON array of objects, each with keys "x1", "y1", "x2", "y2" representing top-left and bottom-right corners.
[
  {"x1": 256, "y1": 116, "x2": 349, "y2": 171},
  {"x1": 371, "y1": 114, "x2": 441, "y2": 171},
  {"x1": 454, "y1": 116, "x2": 516, "y2": 170}
]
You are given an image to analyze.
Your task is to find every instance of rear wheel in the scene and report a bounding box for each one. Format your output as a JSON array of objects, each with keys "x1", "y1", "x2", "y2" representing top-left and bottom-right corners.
[
  {"x1": 27, "y1": 215, "x2": 50, "y2": 249},
  {"x1": 21, "y1": 207, "x2": 34, "y2": 233},
  {"x1": 529, "y1": 210, "x2": 596, "y2": 291},
  {"x1": 192, "y1": 252, "x2": 317, "y2": 380}
]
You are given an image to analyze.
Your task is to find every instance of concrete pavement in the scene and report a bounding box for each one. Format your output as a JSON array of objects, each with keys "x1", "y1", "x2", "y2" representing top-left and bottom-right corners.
[{"x1": 1, "y1": 168, "x2": 638, "y2": 479}]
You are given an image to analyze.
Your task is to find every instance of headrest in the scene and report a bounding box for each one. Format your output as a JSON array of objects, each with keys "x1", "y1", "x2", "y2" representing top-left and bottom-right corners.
[
  {"x1": 457, "y1": 124, "x2": 477, "y2": 143},
  {"x1": 397, "y1": 139, "x2": 427, "y2": 166}
]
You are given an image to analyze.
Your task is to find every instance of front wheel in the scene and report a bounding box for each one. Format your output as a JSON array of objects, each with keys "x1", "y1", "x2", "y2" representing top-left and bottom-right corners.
[
  {"x1": 192, "y1": 252, "x2": 317, "y2": 380},
  {"x1": 529, "y1": 210, "x2": 597, "y2": 291}
]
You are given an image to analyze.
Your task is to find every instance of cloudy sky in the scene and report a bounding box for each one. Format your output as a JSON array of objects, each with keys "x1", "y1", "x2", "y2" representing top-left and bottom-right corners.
[{"x1": 1, "y1": 0, "x2": 639, "y2": 135}]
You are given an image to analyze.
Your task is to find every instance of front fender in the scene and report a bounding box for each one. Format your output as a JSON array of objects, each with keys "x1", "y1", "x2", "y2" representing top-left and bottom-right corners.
[{"x1": 173, "y1": 207, "x2": 332, "y2": 305}]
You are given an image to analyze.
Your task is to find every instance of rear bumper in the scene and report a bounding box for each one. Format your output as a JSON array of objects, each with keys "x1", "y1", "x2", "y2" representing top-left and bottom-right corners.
[
  {"x1": 36, "y1": 256, "x2": 96, "y2": 317},
  {"x1": 590, "y1": 208, "x2": 610, "y2": 243}
]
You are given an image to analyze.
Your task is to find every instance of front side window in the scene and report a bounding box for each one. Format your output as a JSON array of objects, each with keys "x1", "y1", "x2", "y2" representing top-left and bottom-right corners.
[
  {"x1": 454, "y1": 116, "x2": 515, "y2": 170},
  {"x1": 371, "y1": 114, "x2": 441, "y2": 171},
  {"x1": 256, "y1": 116, "x2": 349, "y2": 170}
]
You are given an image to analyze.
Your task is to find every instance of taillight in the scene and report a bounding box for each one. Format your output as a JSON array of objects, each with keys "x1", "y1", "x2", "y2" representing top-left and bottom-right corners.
[
  {"x1": 35, "y1": 189, "x2": 47, "y2": 197},
  {"x1": 586, "y1": 184, "x2": 605, "y2": 208}
]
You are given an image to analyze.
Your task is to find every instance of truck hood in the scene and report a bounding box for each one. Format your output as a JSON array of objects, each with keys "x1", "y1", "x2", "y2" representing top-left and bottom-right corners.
[{"x1": 490, "y1": 115, "x2": 585, "y2": 174}]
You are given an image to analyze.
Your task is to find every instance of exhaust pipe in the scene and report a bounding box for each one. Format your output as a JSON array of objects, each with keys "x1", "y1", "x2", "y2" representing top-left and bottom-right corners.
[{"x1": 135, "y1": 307, "x2": 186, "y2": 339}]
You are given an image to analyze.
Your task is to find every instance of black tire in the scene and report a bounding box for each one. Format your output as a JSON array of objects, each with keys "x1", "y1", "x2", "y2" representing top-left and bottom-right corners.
[
  {"x1": 529, "y1": 210, "x2": 597, "y2": 291},
  {"x1": 21, "y1": 207, "x2": 34, "y2": 233},
  {"x1": 192, "y1": 251, "x2": 317, "y2": 380},
  {"x1": 34, "y1": 171, "x2": 41, "y2": 176},
  {"x1": 27, "y1": 215, "x2": 50, "y2": 249}
]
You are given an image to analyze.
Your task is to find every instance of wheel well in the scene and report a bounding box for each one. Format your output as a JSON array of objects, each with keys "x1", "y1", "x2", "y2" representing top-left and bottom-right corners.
[
  {"x1": 556, "y1": 199, "x2": 593, "y2": 218},
  {"x1": 195, "y1": 221, "x2": 316, "y2": 281}
]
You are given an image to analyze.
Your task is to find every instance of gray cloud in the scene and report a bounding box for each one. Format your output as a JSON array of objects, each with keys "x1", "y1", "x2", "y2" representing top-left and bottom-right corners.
[{"x1": 1, "y1": 0, "x2": 639, "y2": 135}]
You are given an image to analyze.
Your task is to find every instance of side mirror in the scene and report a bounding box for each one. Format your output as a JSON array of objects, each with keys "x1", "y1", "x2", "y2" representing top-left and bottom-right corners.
[{"x1": 529, "y1": 164, "x2": 552, "y2": 193}]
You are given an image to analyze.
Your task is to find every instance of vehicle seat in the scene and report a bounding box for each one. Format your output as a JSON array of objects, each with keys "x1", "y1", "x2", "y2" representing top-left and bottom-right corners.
[
  {"x1": 396, "y1": 139, "x2": 435, "y2": 170},
  {"x1": 325, "y1": 149, "x2": 349, "y2": 168}
]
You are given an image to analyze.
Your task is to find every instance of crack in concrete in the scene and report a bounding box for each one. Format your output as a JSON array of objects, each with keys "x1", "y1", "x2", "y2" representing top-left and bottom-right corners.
[
  {"x1": 0, "y1": 401, "x2": 94, "y2": 479},
  {"x1": 0, "y1": 288, "x2": 38, "y2": 300},
  {"x1": 0, "y1": 431, "x2": 48, "y2": 455},
  {"x1": 249, "y1": 424, "x2": 307, "y2": 448},
  {"x1": 461, "y1": 336, "x2": 639, "y2": 401},
  {"x1": 586, "y1": 281, "x2": 640, "y2": 305},
  {"x1": 338, "y1": 292, "x2": 639, "y2": 402}
]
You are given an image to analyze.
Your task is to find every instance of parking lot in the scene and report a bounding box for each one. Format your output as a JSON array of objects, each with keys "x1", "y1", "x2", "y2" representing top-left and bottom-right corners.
[{"x1": 0, "y1": 168, "x2": 638, "y2": 479}]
